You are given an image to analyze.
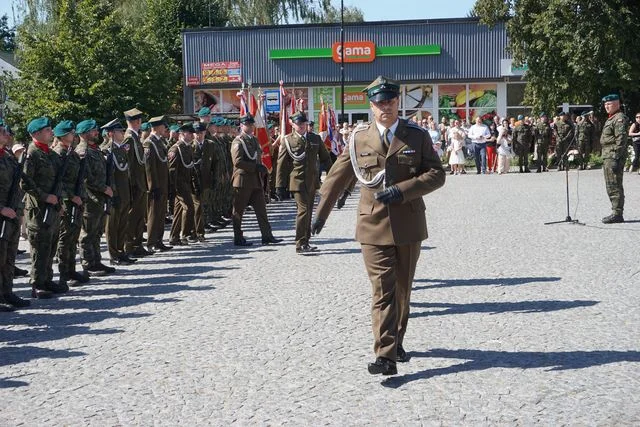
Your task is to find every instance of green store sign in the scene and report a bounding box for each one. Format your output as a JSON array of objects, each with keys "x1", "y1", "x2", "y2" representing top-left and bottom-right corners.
[{"x1": 269, "y1": 43, "x2": 441, "y2": 62}]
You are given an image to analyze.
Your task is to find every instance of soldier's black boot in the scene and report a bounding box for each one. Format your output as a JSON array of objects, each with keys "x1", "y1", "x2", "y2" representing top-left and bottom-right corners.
[
  {"x1": 0, "y1": 294, "x2": 16, "y2": 312},
  {"x1": 69, "y1": 270, "x2": 90, "y2": 286},
  {"x1": 14, "y1": 266, "x2": 28, "y2": 277},
  {"x1": 31, "y1": 285, "x2": 54, "y2": 299},
  {"x1": 4, "y1": 292, "x2": 31, "y2": 308},
  {"x1": 602, "y1": 214, "x2": 624, "y2": 224}
]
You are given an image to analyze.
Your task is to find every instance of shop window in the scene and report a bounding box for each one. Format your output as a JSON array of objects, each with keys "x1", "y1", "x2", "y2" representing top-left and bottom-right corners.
[
  {"x1": 193, "y1": 89, "x2": 221, "y2": 113},
  {"x1": 438, "y1": 84, "x2": 467, "y2": 123},
  {"x1": 468, "y1": 84, "x2": 497, "y2": 124}
]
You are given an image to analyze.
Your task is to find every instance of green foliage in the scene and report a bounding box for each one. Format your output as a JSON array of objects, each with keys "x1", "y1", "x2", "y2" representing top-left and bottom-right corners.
[
  {"x1": 304, "y1": 1, "x2": 364, "y2": 23},
  {"x1": 0, "y1": 15, "x2": 16, "y2": 52},
  {"x1": 473, "y1": 0, "x2": 640, "y2": 115},
  {"x1": 7, "y1": 0, "x2": 178, "y2": 140}
]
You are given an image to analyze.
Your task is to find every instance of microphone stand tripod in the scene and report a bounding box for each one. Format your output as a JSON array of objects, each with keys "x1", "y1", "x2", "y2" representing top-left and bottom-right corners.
[{"x1": 544, "y1": 134, "x2": 585, "y2": 226}]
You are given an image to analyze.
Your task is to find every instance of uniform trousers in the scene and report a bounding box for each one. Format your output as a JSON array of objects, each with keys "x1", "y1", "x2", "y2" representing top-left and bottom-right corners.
[
  {"x1": 26, "y1": 208, "x2": 59, "y2": 286},
  {"x1": 0, "y1": 217, "x2": 20, "y2": 295},
  {"x1": 55, "y1": 201, "x2": 83, "y2": 277},
  {"x1": 80, "y1": 200, "x2": 106, "y2": 268},
  {"x1": 125, "y1": 186, "x2": 147, "y2": 252},
  {"x1": 361, "y1": 242, "x2": 421, "y2": 361},
  {"x1": 147, "y1": 192, "x2": 167, "y2": 247},
  {"x1": 293, "y1": 188, "x2": 316, "y2": 248},
  {"x1": 603, "y1": 158, "x2": 625, "y2": 215},
  {"x1": 192, "y1": 190, "x2": 206, "y2": 237},
  {"x1": 106, "y1": 197, "x2": 130, "y2": 260},
  {"x1": 170, "y1": 191, "x2": 195, "y2": 241},
  {"x1": 232, "y1": 187, "x2": 273, "y2": 240}
]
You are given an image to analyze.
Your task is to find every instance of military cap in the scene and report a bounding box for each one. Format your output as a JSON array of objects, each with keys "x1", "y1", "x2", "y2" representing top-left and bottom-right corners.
[
  {"x1": 193, "y1": 122, "x2": 207, "y2": 132},
  {"x1": 240, "y1": 114, "x2": 255, "y2": 124},
  {"x1": 309, "y1": 121, "x2": 315, "y2": 126},
  {"x1": 178, "y1": 123, "x2": 195, "y2": 133},
  {"x1": 53, "y1": 120, "x2": 75, "y2": 137},
  {"x1": 198, "y1": 107, "x2": 211, "y2": 117},
  {"x1": 148, "y1": 115, "x2": 167, "y2": 127},
  {"x1": 27, "y1": 117, "x2": 52, "y2": 134},
  {"x1": 602, "y1": 94, "x2": 620, "y2": 102},
  {"x1": 124, "y1": 108, "x2": 144, "y2": 121},
  {"x1": 517, "y1": 114, "x2": 524, "y2": 120},
  {"x1": 169, "y1": 124, "x2": 180, "y2": 132},
  {"x1": 140, "y1": 122, "x2": 151, "y2": 131},
  {"x1": 76, "y1": 119, "x2": 98, "y2": 135},
  {"x1": 101, "y1": 118, "x2": 125, "y2": 132},
  {"x1": 290, "y1": 111, "x2": 308, "y2": 124},
  {"x1": 11, "y1": 144, "x2": 25, "y2": 154},
  {"x1": 363, "y1": 76, "x2": 400, "y2": 102}
]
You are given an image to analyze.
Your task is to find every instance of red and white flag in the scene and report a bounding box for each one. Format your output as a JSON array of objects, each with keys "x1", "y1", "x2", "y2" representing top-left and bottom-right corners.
[{"x1": 250, "y1": 90, "x2": 273, "y2": 171}]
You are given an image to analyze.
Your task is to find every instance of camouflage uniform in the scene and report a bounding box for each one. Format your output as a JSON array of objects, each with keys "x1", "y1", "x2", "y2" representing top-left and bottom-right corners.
[
  {"x1": 534, "y1": 121, "x2": 552, "y2": 172},
  {"x1": 512, "y1": 122, "x2": 533, "y2": 172},
  {"x1": 601, "y1": 111, "x2": 629, "y2": 218},
  {"x1": 554, "y1": 118, "x2": 575, "y2": 170},
  {"x1": 576, "y1": 117, "x2": 595, "y2": 170}
]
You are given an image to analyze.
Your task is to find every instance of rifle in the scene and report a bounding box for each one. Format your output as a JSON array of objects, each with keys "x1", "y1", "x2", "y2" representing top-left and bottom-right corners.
[
  {"x1": 104, "y1": 149, "x2": 114, "y2": 215},
  {"x1": 0, "y1": 152, "x2": 27, "y2": 240},
  {"x1": 70, "y1": 156, "x2": 86, "y2": 225},
  {"x1": 43, "y1": 151, "x2": 70, "y2": 228}
]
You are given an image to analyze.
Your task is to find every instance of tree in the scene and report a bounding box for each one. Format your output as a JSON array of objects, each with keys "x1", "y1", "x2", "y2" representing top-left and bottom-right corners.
[
  {"x1": 472, "y1": 0, "x2": 640, "y2": 114},
  {"x1": 304, "y1": 2, "x2": 364, "y2": 23},
  {"x1": 0, "y1": 15, "x2": 16, "y2": 52},
  {"x1": 7, "y1": 0, "x2": 178, "y2": 140}
]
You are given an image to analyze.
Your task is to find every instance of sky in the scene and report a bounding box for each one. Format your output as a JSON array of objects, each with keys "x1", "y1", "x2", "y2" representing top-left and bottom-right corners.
[{"x1": 0, "y1": 0, "x2": 478, "y2": 26}]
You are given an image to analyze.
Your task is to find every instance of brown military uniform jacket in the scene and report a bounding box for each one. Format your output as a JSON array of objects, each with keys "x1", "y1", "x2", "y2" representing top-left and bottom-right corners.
[
  {"x1": 168, "y1": 141, "x2": 194, "y2": 196},
  {"x1": 124, "y1": 129, "x2": 146, "y2": 195},
  {"x1": 231, "y1": 133, "x2": 262, "y2": 189},
  {"x1": 192, "y1": 139, "x2": 215, "y2": 189},
  {"x1": 102, "y1": 141, "x2": 130, "y2": 205},
  {"x1": 144, "y1": 134, "x2": 169, "y2": 195},
  {"x1": 316, "y1": 120, "x2": 445, "y2": 246},
  {"x1": 276, "y1": 131, "x2": 332, "y2": 192}
]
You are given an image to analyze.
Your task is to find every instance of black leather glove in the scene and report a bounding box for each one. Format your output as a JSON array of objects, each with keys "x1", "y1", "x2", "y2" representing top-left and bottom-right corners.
[
  {"x1": 311, "y1": 218, "x2": 326, "y2": 235},
  {"x1": 374, "y1": 185, "x2": 403, "y2": 205},
  {"x1": 336, "y1": 190, "x2": 350, "y2": 209},
  {"x1": 275, "y1": 187, "x2": 287, "y2": 201},
  {"x1": 256, "y1": 164, "x2": 268, "y2": 175}
]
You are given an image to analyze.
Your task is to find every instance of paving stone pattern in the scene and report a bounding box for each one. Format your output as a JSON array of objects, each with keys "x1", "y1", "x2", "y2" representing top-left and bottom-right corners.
[{"x1": 1, "y1": 170, "x2": 639, "y2": 425}]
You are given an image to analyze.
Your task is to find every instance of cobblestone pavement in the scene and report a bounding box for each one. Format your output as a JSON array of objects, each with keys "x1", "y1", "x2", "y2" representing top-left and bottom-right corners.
[{"x1": 1, "y1": 169, "x2": 640, "y2": 425}]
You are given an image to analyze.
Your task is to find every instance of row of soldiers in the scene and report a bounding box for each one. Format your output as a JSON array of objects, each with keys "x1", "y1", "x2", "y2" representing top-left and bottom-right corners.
[
  {"x1": 0, "y1": 107, "x2": 241, "y2": 311},
  {"x1": 511, "y1": 111, "x2": 599, "y2": 173}
]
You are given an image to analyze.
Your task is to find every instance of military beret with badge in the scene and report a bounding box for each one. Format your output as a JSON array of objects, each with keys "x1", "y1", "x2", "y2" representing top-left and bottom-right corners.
[
  {"x1": 140, "y1": 122, "x2": 151, "y2": 132},
  {"x1": 363, "y1": 76, "x2": 400, "y2": 102},
  {"x1": 602, "y1": 94, "x2": 620, "y2": 102},
  {"x1": 290, "y1": 111, "x2": 308, "y2": 124},
  {"x1": 198, "y1": 107, "x2": 211, "y2": 117},
  {"x1": 76, "y1": 119, "x2": 98, "y2": 135}
]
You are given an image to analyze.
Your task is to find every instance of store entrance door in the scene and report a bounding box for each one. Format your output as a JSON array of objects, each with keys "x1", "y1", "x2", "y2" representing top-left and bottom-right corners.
[{"x1": 338, "y1": 112, "x2": 370, "y2": 125}]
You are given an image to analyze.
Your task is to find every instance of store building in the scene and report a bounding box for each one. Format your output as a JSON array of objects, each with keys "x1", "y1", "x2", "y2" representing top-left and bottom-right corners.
[{"x1": 181, "y1": 18, "x2": 548, "y2": 125}]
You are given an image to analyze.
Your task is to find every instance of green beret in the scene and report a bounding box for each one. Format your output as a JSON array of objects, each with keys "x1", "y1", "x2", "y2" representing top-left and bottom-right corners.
[
  {"x1": 140, "y1": 122, "x2": 151, "y2": 131},
  {"x1": 148, "y1": 115, "x2": 167, "y2": 127},
  {"x1": 198, "y1": 107, "x2": 211, "y2": 117},
  {"x1": 602, "y1": 94, "x2": 620, "y2": 102},
  {"x1": 363, "y1": 76, "x2": 400, "y2": 102},
  {"x1": 27, "y1": 117, "x2": 52, "y2": 134},
  {"x1": 239, "y1": 114, "x2": 255, "y2": 124},
  {"x1": 517, "y1": 114, "x2": 524, "y2": 120},
  {"x1": 53, "y1": 120, "x2": 75, "y2": 137},
  {"x1": 169, "y1": 124, "x2": 180, "y2": 132},
  {"x1": 193, "y1": 122, "x2": 207, "y2": 132},
  {"x1": 76, "y1": 119, "x2": 98, "y2": 135},
  {"x1": 290, "y1": 111, "x2": 308, "y2": 123}
]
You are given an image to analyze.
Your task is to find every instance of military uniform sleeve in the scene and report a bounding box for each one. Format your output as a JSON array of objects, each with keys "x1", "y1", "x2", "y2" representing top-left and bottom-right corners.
[
  {"x1": 276, "y1": 139, "x2": 293, "y2": 188},
  {"x1": 21, "y1": 151, "x2": 49, "y2": 202},
  {"x1": 614, "y1": 114, "x2": 629, "y2": 155},
  {"x1": 85, "y1": 152, "x2": 107, "y2": 194},
  {"x1": 231, "y1": 138, "x2": 257, "y2": 172},
  {"x1": 317, "y1": 135, "x2": 333, "y2": 170},
  {"x1": 395, "y1": 130, "x2": 446, "y2": 202},
  {"x1": 315, "y1": 148, "x2": 356, "y2": 221}
]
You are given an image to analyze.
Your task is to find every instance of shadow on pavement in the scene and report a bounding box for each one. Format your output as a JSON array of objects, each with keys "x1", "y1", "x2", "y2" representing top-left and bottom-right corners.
[
  {"x1": 0, "y1": 345, "x2": 87, "y2": 388},
  {"x1": 409, "y1": 299, "x2": 598, "y2": 317},
  {"x1": 413, "y1": 276, "x2": 561, "y2": 290},
  {"x1": 381, "y1": 348, "x2": 640, "y2": 388}
]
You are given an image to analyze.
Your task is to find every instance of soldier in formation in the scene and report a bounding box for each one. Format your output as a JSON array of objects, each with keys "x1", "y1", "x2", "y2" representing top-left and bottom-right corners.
[
  {"x1": 600, "y1": 94, "x2": 628, "y2": 224},
  {"x1": 534, "y1": 113, "x2": 552, "y2": 172}
]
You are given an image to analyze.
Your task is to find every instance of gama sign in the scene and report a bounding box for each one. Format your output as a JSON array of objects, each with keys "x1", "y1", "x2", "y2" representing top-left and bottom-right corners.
[{"x1": 332, "y1": 41, "x2": 376, "y2": 63}]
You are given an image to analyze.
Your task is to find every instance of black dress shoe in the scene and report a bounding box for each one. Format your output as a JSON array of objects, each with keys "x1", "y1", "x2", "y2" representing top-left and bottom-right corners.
[
  {"x1": 155, "y1": 242, "x2": 173, "y2": 251},
  {"x1": 4, "y1": 292, "x2": 31, "y2": 308},
  {"x1": 396, "y1": 345, "x2": 409, "y2": 363},
  {"x1": 31, "y1": 286, "x2": 54, "y2": 299},
  {"x1": 14, "y1": 266, "x2": 28, "y2": 277},
  {"x1": 0, "y1": 299, "x2": 15, "y2": 312},
  {"x1": 69, "y1": 271, "x2": 90, "y2": 285},
  {"x1": 602, "y1": 214, "x2": 624, "y2": 224},
  {"x1": 17, "y1": 249, "x2": 26, "y2": 255},
  {"x1": 131, "y1": 247, "x2": 152, "y2": 257},
  {"x1": 87, "y1": 263, "x2": 116, "y2": 276},
  {"x1": 44, "y1": 280, "x2": 69, "y2": 294},
  {"x1": 296, "y1": 244, "x2": 318, "y2": 254},
  {"x1": 367, "y1": 357, "x2": 397, "y2": 375},
  {"x1": 121, "y1": 254, "x2": 137, "y2": 263},
  {"x1": 261, "y1": 236, "x2": 283, "y2": 244},
  {"x1": 234, "y1": 237, "x2": 253, "y2": 247}
]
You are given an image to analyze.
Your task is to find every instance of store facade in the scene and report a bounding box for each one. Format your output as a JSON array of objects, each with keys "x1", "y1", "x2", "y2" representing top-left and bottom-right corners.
[{"x1": 182, "y1": 18, "x2": 537, "y2": 125}]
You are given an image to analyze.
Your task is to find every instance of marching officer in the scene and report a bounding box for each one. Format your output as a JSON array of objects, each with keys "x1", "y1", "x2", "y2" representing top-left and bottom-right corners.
[
  {"x1": 576, "y1": 111, "x2": 595, "y2": 170},
  {"x1": 123, "y1": 108, "x2": 152, "y2": 258},
  {"x1": 76, "y1": 119, "x2": 115, "y2": 275},
  {"x1": 554, "y1": 112, "x2": 575, "y2": 171},
  {"x1": 600, "y1": 94, "x2": 629, "y2": 224},
  {"x1": 311, "y1": 76, "x2": 446, "y2": 375},
  {"x1": 231, "y1": 114, "x2": 281, "y2": 246},
  {"x1": 534, "y1": 113, "x2": 552, "y2": 172},
  {"x1": 144, "y1": 116, "x2": 172, "y2": 252},
  {"x1": 52, "y1": 120, "x2": 90, "y2": 287},
  {"x1": 0, "y1": 120, "x2": 30, "y2": 309},
  {"x1": 192, "y1": 121, "x2": 216, "y2": 238},
  {"x1": 21, "y1": 118, "x2": 68, "y2": 298},
  {"x1": 276, "y1": 111, "x2": 332, "y2": 253},
  {"x1": 101, "y1": 119, "x2": 136, "y2": 265},
  {"x1": 168, "y1": 123, "x2": 196, "y2": 245}
]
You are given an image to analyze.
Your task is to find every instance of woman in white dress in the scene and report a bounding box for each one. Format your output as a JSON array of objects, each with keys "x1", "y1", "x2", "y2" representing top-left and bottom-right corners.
[
  {"x1": 447, "y1": 119, "x2": 467, "y2": 175},
  {"x1": 497, "y1": 118, "x2": 513, "y2": 174}
]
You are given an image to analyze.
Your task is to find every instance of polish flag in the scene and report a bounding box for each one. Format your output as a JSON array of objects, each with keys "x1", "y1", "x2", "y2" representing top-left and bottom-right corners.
[{"x1": 250, "y1": 90, "x2": 273, "y2": 171}]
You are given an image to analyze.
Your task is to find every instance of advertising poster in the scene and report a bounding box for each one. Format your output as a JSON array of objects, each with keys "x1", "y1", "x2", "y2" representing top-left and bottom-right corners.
[
  {"x1": 193, "y1": 89, "x2": 221, "y2": 113},
  {"x1": 438, "y1": 84, "x2": 467, "y2": 122},
  {"x1": 219, "y1": 89, "x2": 242, "y2": 113},
  {"x1": 313, "y1": 87, "x2": 334, "y2": 111},
  {"x1": 403, "y1": 84, "x2": 433, "y2": 118},
  {"x1": 438, "y1": 84, "x2": 497, "y2": 124},
  {"x1": 201, "y1": 61, "x2": 242, "y2": 84},
  {"x1": 468, "y1": 84, "x2": 497, "y2": 123},
  {"x1": 336, "y1": 86, "x2": 368, "y2": 110}
]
